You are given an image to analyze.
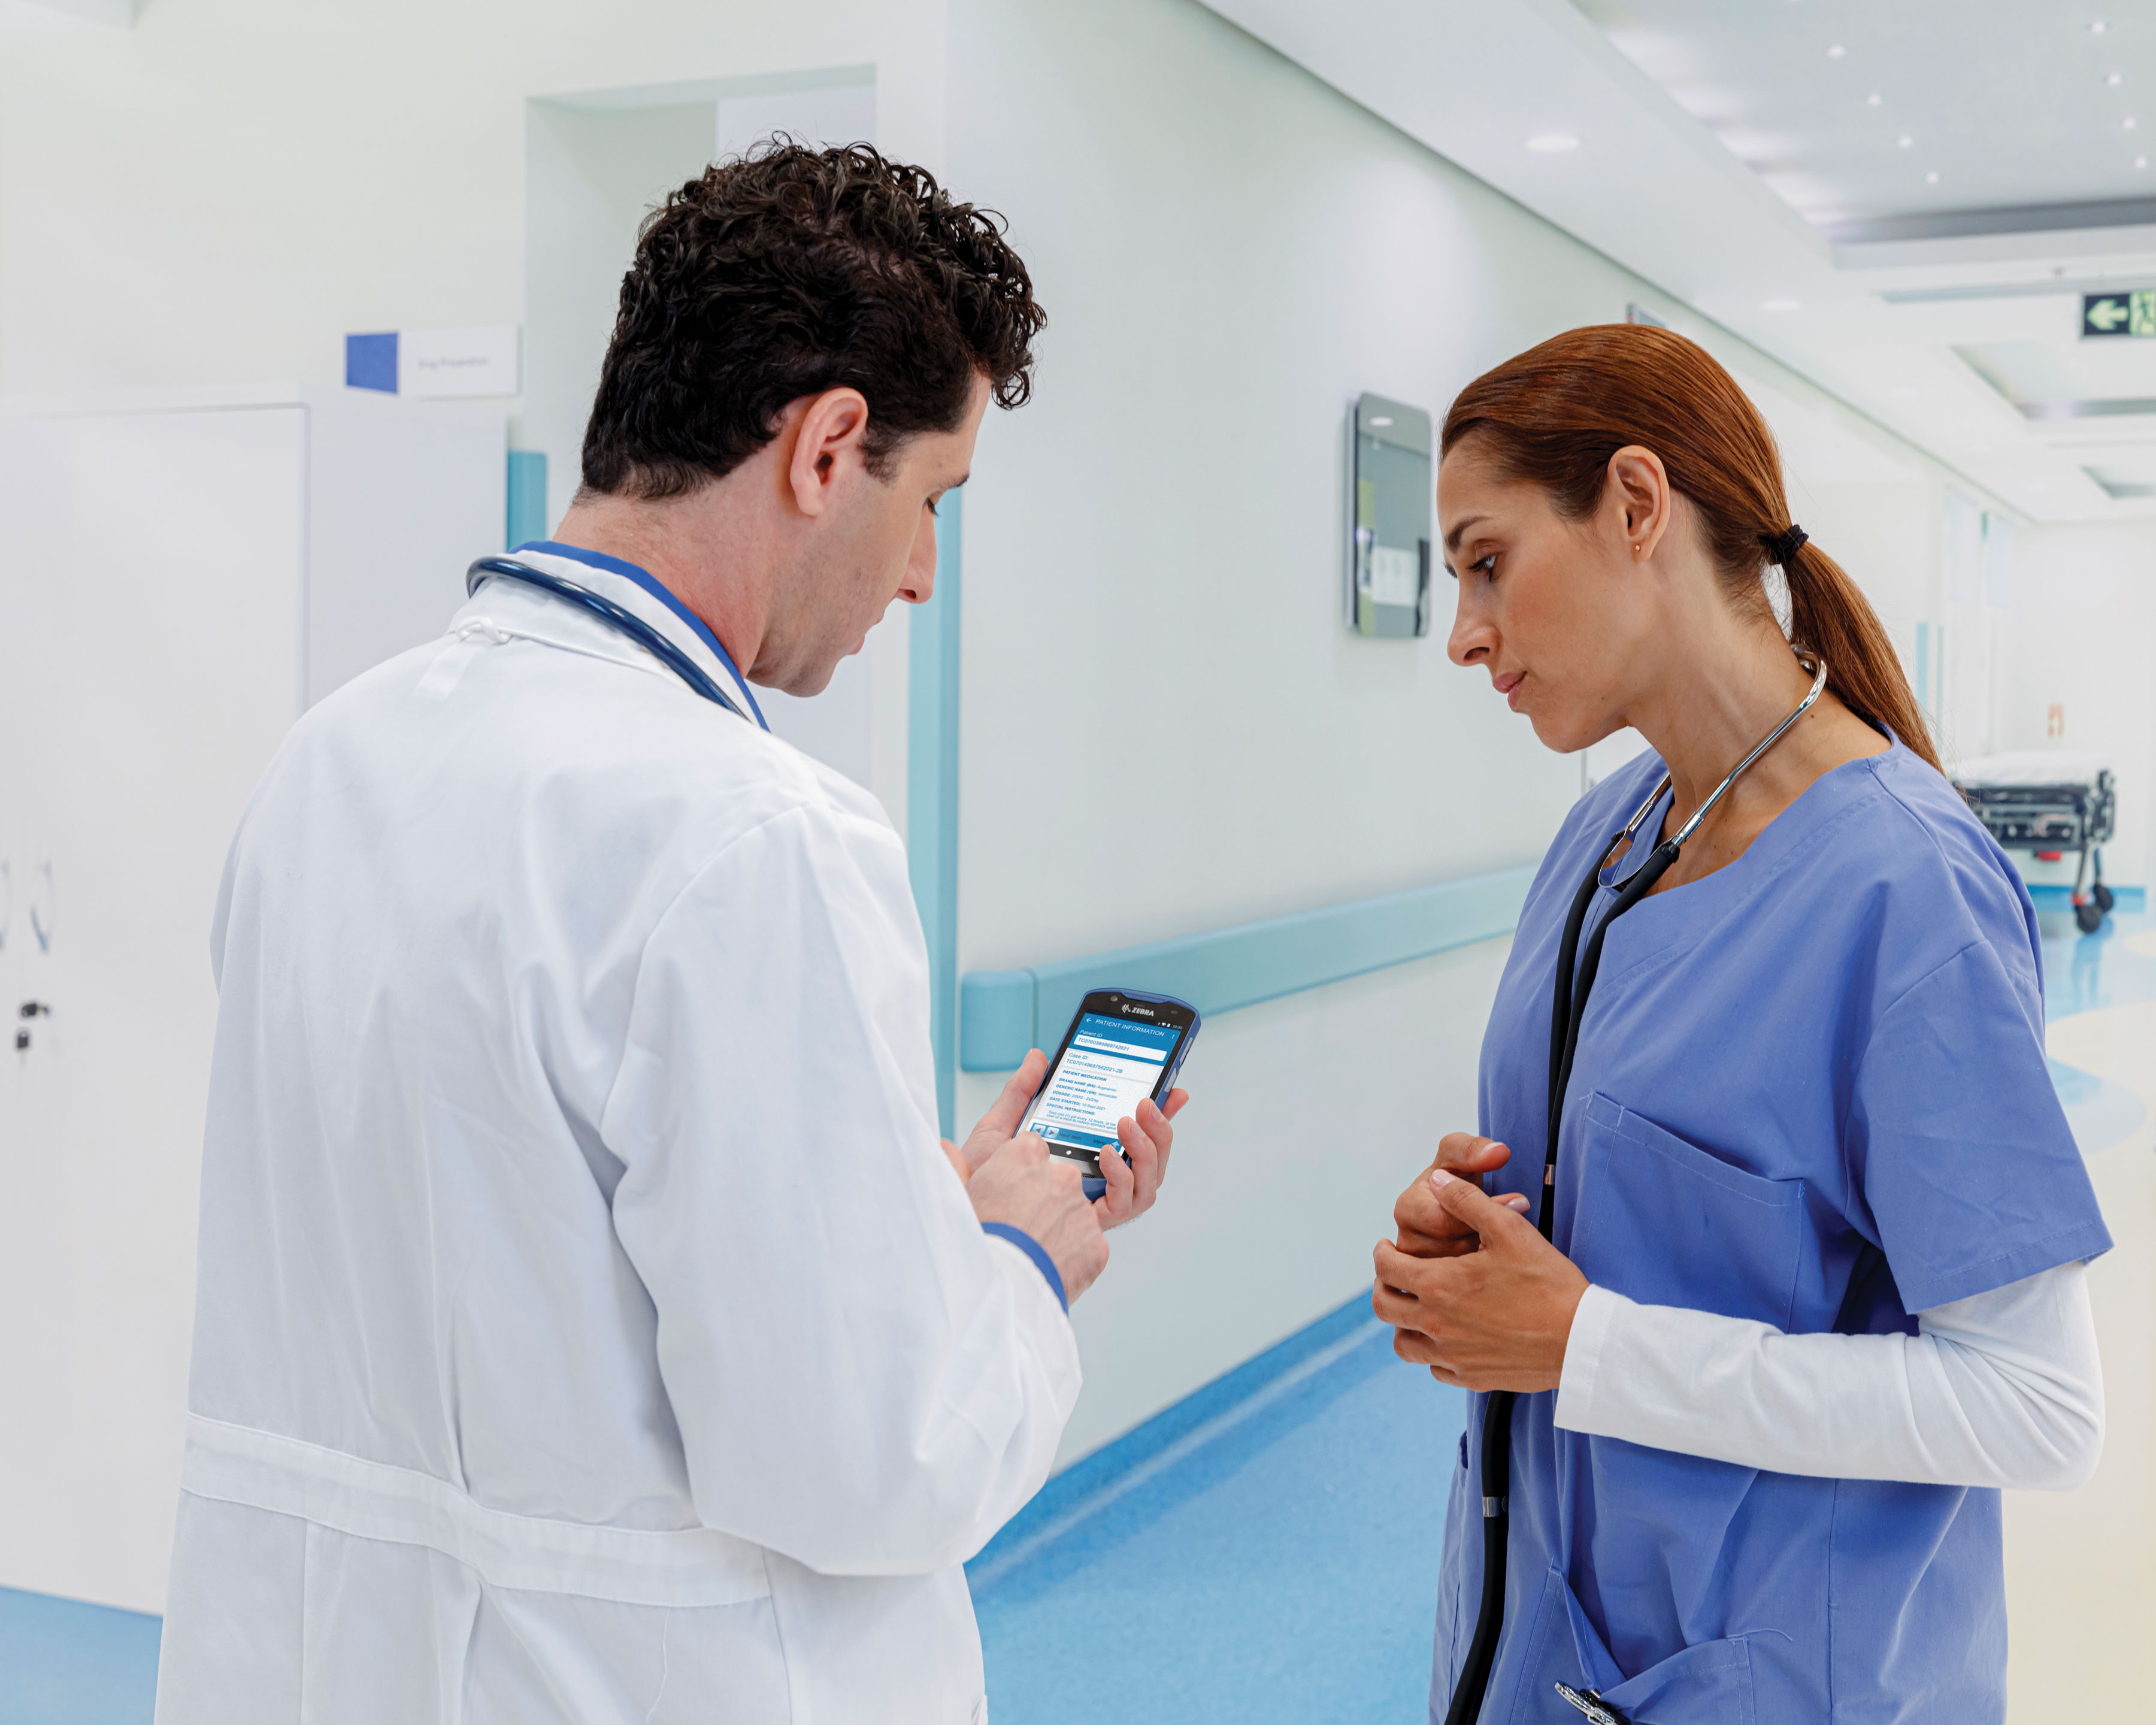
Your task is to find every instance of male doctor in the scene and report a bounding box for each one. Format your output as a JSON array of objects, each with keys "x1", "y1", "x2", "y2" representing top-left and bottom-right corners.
[{"x1": 154, "y1": 143, "x2": 1182, "y2": 1724}]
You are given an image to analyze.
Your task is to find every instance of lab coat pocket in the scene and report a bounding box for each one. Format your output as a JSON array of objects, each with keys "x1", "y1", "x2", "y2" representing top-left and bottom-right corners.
[
  {"x1": 1506, "y1": 1566, "x2": 1757, "y2": 1724},
  {"x1": 1571, "y1": 1094, "x2": 1804, "y2": 1330}
]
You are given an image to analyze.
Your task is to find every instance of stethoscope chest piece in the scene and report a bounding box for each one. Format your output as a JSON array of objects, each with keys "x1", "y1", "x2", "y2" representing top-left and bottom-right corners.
[{"x1": 1555, "y1": 1682, "x2": 1631, "y2": 1724}]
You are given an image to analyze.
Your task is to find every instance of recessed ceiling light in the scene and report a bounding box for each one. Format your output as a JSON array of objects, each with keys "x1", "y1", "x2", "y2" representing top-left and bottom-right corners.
[
  {"x1": 1525, "y1": 132, "x2": 1581, "y2": 153},
  {"x1": 2110, "y1": 72, "x2": 2125, "y2": 86},
  {"x1": 1867, "y1": 92, "x2": 1883, "y2": 106},
  {"x1": 1898, "y1": 134, "x2": 1915, "y2": 149},
  {"x1": 1926, "y1": 170, "x2": 1941, "y2": 183},
  {"x1": 1761, "y1": 298, "x2": 1802, "y2": 311},
  {"x1": 2128, "y1": 117, "x2": 2141, "y2": 130},
  {"x1": 1827, "y1": 43, "x2": 1846, "y2": 57},
  {"x1": 2139, "y1": 155, "x2": 2151, "y2": 168},
  {"x1": 2092, "y1": 19, "x2": 2109, "y2": 34}
]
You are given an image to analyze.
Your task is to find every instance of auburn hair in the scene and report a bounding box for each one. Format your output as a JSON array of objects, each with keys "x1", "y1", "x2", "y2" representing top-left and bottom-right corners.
[{"x1": 1440, "y1": 324, "x2": 1939, "y2": 773}]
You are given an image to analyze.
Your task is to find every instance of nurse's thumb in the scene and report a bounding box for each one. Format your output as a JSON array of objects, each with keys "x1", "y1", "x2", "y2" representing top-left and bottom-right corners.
[{"x1": 1428, "y1": 1169, "x2": 1527, "y2": 1242}]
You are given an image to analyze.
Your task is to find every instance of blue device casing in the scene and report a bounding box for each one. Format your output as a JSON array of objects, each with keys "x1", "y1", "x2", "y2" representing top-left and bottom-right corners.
[{"x1": 1046, "y1": 988, "x2": 1201, "y2": 1199}]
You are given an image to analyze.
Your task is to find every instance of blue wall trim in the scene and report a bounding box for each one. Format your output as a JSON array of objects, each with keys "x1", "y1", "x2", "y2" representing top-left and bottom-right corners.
[
  {"x1": 505, "y1": 450, "x2": 549, "y2": 550},
  {"x1": 909, "y1": 492, "x2": 963, "y2": 1135},
  {"x1": 959, "y1": 862, "x2": 1538, "y2": 1072}
]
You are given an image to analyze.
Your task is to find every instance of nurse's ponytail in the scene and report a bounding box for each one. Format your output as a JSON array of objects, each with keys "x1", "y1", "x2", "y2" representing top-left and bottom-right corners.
[{"x1": 1441, "y1": 325, "x2": 1940, "y2": 774}]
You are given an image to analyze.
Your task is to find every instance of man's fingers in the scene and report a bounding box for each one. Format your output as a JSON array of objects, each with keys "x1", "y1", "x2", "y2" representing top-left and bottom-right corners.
[
  {"x1": 974, "y1": 1051, "x2": 1049, "y2": 1142},
  {"x1": 1095, "y1": 1133, "x2": 1136, "y2": 1216},
  {"x1": 1131, "y1": 1099, "x2": 1172, "y2": 1178},
  {"x1": 1114, "y1": 1116, "x2": 1157, "y2": 1194},
  {"x1": 950, "y1": 1056, "x2": 1052, "y2": 1180},
  {"x1": 1158, "y1": 1088, "x2": 1189, "y2": 1121}
]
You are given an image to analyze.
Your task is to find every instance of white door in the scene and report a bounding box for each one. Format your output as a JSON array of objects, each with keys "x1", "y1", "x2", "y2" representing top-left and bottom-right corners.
[{"x1": 0, "y1": 407, "x2": 304, "y2": 1612}]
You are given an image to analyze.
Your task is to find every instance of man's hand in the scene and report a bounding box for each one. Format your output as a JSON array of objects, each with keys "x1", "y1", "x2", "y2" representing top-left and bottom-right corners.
[
  {"x1": 1392, "y1": 1133, "x2": 1531, "y2": 1257},
  {"x1": 943, "y1": 1051, "x2": 1050, "y2": 1185},
  {"x1": 970, "y1": 1132, "x2": 1110, "y2": 1303},
  {"x1": 1092, "y1": 1090, "x2": 1186, "y2": 1230},
  {"x1": 940, "y1": 1049, "x2": 1186, "y2": 1234},
  {"x1": 1373, "y1": 1172, "x2": 1588, "y2": 1393}
]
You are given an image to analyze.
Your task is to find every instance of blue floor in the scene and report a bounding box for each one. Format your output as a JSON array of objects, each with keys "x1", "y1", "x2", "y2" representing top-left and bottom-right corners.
[
  {"x1": 970, "y1": 1299, "x2": 1465, "y2": 1724},
  {"x1": 2034, "y1": 887, "x2": 2152, "y2": 1156},
  {"x1": 4, "y1": 888, "x2": 2145, "y2": 1725},
  {"x1": 0, "y1": 1590, "x2": 159, "y2": 1725}
]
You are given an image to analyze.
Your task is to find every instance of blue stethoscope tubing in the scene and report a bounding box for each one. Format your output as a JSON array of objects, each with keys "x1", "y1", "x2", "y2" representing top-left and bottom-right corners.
[
  {"x1": 1442, "y1": 654, "x2": 1830, "y2": 1725},
  {"x1": 466, "y1": 556, "x2": 750, "y2": 722}
]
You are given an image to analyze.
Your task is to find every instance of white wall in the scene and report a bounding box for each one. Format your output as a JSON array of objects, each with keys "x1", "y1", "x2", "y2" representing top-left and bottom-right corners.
[
  {"x1": 943, "y1": 0, "x2": 2024, "y2": 1462},
  {"x1": 1995, "y1": 522, "x2": 2156, "y2": 889},
  {"x1": 0, "y1": 1, "x2": 945, "y2": 396}
]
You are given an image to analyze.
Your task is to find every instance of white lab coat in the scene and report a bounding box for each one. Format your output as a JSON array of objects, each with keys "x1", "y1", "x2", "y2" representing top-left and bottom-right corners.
[{"x1": 154, "y1": 549, "x2": 1079, "y2": 1725}]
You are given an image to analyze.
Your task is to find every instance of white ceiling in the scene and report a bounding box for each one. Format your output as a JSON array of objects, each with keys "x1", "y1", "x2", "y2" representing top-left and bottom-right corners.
[
  {"x1": 1575, "y1": 0, "x2": 2155, "y2": 233},
  {"x1": 0, "y1": 0, "x2": 129, "y2": 40},
  {"x1": 1200, "y1": 0, "x2": 2156, "y2": 524}
]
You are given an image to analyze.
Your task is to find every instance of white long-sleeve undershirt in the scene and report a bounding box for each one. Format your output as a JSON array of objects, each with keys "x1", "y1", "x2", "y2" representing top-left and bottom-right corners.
[{"x1": 1554, "y1": 1262, "x2": 2104, "y2": 1491}]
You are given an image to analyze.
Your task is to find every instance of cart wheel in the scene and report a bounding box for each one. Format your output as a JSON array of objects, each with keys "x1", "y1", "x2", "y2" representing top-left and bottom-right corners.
[
  {"x1": 2094, "y1": 883, "x2": 2115, "y2": 914},
  {"x1": 2077, "y1": 902, "x2": 2105, "y2": 934}
]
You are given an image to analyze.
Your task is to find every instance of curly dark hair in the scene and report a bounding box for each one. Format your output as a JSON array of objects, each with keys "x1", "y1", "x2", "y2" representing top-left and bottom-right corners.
[{"x1": 580, "y1": 139, "x2": 1046, "y2": 498}]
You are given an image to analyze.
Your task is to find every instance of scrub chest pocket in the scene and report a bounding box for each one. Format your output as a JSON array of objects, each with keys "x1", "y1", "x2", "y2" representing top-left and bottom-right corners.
[{"x1": 1570, "y1": 1094, "x2": 1805, "y2": 1330}]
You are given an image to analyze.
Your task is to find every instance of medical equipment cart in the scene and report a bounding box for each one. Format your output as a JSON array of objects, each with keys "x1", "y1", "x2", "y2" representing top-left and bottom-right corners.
[{"x1": 1951, "y1": 752, "x2": 2117, "y2": 933}]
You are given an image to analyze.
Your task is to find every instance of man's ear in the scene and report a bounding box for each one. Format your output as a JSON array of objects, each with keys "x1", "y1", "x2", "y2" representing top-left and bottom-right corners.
[
  {"x1": 1606, "y1": 445, "x2": 1673, "y2": 561},
  {"x1": 785, "y1": 388, "x2": 872, "y2": 518}
]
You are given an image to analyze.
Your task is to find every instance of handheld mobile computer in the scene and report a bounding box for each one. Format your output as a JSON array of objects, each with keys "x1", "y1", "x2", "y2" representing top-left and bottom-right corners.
[{"x1": 1019, "y1": 990, "x2": 1201, "y2": 1197}]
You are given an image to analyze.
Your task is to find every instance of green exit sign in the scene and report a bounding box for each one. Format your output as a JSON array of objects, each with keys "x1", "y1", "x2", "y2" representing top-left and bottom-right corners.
[{"x1": 2083, "y1": 290, "x2": 2156, "y2": 337}]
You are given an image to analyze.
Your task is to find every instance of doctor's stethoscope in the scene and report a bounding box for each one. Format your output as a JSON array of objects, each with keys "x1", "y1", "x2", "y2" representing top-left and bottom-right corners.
[
  {"x1": 465, "y1": 556, "x2": 760, "y2": 725},
  {"x1": 1443, "y1": 649, "x2": 1830, "y2": 1725}
]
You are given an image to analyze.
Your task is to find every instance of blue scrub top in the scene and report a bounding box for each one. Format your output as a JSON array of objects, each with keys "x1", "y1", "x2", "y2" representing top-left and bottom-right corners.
[{"x1": 1433, "y1": 741, "x2": 2110, "y2": 1724}]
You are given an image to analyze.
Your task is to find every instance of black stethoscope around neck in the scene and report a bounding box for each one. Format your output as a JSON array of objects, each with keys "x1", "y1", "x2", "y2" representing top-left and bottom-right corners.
[
  {"x1": 1443, "y1": 650, "x2": 1830, "y2": 1725},
  {"x1": 466, "y1": 556, "x2": 755, "y2": 724}
]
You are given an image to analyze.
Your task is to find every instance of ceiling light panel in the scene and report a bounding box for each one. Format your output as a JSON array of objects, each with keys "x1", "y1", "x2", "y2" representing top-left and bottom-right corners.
[{"x1": 1574, "y1": 0, "x2": 2156, "y2": 229}]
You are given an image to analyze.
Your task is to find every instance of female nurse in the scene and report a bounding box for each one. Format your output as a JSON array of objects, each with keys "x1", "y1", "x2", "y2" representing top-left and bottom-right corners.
[{"x1": 1373, "y1": 324, "x2": 2109, "y2": 1725}]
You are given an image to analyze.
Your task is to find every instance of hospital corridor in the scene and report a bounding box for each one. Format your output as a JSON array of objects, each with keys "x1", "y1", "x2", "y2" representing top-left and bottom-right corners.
[{"x1": 1, "y1": 1, "x2": 2154, "y2": 1722}]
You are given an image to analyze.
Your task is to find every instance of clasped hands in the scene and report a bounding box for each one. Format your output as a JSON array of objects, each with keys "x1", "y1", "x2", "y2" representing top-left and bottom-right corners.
[{"x1": 1373, "y1": 1133, "x2": 1589, "y2": 1394}]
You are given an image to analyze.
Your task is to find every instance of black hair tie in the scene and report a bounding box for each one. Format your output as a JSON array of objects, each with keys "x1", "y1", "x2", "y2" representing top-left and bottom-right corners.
[{"x1": 1761, "y1": 524, "x2": 1808, "y2": 567}]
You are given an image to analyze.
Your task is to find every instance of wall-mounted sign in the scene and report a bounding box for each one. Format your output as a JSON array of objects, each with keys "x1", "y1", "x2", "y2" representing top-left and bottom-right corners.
[
  {"x1": 1346, "y1": 394, "x2": 1431, "y2": 639},
  {"x1": 2081, "y1": 291, "x2": 2155, "y2": 339},
  {"x1": 345, "y1": 325, "x2": 523, "y2": 397}
]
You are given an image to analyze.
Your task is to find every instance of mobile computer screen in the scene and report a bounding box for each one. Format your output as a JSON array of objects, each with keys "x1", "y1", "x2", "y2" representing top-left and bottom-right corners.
[{"x1": 1021, "y1": 992, "x2": 1198, "y2": 1178}]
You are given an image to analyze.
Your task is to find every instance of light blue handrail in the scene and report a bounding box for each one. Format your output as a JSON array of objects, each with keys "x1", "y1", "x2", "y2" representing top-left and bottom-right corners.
[{"x1": 958, "y1": 862, "x2": 1539, "y2": 1072}]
